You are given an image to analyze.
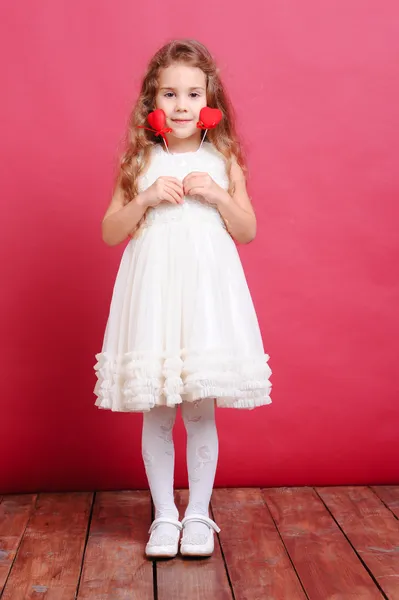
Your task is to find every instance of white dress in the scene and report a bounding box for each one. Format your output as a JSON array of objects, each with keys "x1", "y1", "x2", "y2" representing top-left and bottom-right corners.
[{"x1": 94, "y1": 142, "x2": 272, "y2": 412}]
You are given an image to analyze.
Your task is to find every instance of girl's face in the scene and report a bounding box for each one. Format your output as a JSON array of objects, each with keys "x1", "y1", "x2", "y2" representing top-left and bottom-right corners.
[{"x1": 155, "y1": 63, "x2": 207, "y2": 142}]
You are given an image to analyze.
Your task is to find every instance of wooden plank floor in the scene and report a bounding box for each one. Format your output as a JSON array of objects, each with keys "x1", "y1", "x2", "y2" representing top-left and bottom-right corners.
[{"x1": 0, "y1": 486, "x2": 398, "y2": 599}]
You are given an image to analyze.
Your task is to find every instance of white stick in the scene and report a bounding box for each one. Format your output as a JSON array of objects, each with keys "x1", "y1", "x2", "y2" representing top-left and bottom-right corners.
[
  {"x1": 162, "y1": 136, "x2": 170, "y2": 154},
  {"x1": 199, "y1": 129, "x2": 208, "y2": 150}
]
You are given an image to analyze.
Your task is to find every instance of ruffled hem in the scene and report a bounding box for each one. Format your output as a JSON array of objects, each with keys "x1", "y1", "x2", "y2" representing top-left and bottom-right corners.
[{"x1": 93, "y1": 349, "x2": 272, "y2": 412}]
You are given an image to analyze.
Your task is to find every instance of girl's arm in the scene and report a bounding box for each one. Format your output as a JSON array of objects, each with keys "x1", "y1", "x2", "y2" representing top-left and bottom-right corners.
[
  {"x1": 101, "y1": 175, "x2": 184, "y2": 246},
  {"x1": 217, "y1": 159, "x2": 257, "y2": 244},
  {"x1": 183, "y1": 159, "x2": 257, "y2": 244},
  {"x1": 101, "y1": 180, "x2": 147, "y2": 246}
]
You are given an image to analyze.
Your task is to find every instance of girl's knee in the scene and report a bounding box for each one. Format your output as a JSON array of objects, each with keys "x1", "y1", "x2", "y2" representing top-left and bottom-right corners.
[
  {"x1": 143, "y1": 404, "x2": 178, "y2": 429},
  {"x1": 181, "y1": 398, "x2": 216, "y2": 431}
]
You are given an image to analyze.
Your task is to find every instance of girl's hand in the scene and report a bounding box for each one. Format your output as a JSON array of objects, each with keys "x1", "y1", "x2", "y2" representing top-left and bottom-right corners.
[
  {"x1": 182, "y1": 172, "x2": 229, "y2": 206},
  {"x1": 137, "y1": 177, "x2": 184, "y2": 208}
]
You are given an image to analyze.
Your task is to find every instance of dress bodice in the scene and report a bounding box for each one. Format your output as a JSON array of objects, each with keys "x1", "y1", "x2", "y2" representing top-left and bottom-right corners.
[{"x1": 137, "y1": 142, "x2": 229, "y2": 228}]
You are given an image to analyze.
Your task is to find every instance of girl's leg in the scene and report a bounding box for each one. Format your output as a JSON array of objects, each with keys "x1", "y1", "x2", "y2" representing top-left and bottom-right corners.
[
  {"x1": 142, "y1": 404, "x2": 178, "y2": 544},
  {"x1": 181, "y1": 398, "x2": 219, "y2": 543}
]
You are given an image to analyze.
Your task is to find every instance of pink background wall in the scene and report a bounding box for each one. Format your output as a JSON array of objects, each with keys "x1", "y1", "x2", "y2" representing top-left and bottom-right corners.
[{"x1": 1, "y1": 1, "x2": 398, "y2": 493}]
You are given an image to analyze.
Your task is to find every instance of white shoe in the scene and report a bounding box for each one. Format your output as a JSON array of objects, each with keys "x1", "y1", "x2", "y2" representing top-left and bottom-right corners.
[
  {"x1": 180, "y1": 514, "x2": 221, "y2": 557},
  {"x1": 145, "y1": 517, "x2": 183, "y2": 558}
]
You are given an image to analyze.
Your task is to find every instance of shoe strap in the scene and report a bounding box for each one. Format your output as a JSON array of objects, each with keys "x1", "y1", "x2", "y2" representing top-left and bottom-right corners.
[
  {"x1": 181, "y1": 514, "x2": 221, "y2": 533},
  {"x1": 148, "y1": 517, "x2": 183, "y2": 534}
]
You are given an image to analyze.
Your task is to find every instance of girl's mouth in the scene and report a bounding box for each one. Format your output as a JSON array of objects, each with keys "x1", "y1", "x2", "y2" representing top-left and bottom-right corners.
[{"x1": 172, "y1": 119, "x2": 193, "y2": 125}]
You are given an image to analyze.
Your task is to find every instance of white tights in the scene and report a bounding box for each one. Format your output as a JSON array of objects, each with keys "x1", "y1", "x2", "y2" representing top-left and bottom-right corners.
[{"x1": 142, "y1": 398, "x2": 219, "y2": 545}]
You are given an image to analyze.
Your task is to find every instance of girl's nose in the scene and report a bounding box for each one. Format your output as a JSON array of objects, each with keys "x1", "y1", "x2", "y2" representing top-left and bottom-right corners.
[{"x1": 175, "y1": 98, "x2": 188, "y2": 112}]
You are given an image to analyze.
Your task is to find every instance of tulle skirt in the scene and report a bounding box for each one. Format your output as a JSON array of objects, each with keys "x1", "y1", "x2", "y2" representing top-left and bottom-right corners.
[{"x1": 94, "y1": 209, "x2": 272, "y2": 412}]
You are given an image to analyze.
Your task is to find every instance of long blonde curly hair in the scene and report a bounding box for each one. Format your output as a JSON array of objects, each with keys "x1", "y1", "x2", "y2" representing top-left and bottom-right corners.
[{"x1": 118, "y1": 39, "x2": 245, "y2": 204}]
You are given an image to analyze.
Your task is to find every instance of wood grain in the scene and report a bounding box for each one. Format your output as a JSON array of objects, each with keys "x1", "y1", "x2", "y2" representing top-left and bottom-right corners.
[
  {"x1": 77, "y1": 491, "x2": 153, "y2": 600},
  {"x1": 2, "y1": 493, "x2": 92, "y2": 600},
  {"x1": 0, "y1": 495, "x2": 37, "y2": 594},
  {"x1": 318, "y1": 485, "x2": 399, "y2": 599},
  {"x1": 371, "y1": 486, "x2": 399, "y2": 519},
  {"x1": 263, "y1": 487, "x2": 382, "y2": 599},
  {"x1": 155, "y1": 489, "x2": 233, "y2": 600},
  {"x1": 212, "y1": 488, "x2": 307, "y2": 600},
  {"x1": 2, "y1": 487, "x2": 398, "y2": 599}
]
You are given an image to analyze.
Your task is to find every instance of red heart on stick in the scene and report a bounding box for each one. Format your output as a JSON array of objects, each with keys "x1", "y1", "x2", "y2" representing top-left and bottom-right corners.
[
  {"x1": 197, "y1": 107, "x2": 223, "y2": 129},
  {"x1": 137, "y1": 109, "x2": 172, "y2": 143},
  {"x1": 148, "y1": 109, "x2": 167, "y2": 133}
]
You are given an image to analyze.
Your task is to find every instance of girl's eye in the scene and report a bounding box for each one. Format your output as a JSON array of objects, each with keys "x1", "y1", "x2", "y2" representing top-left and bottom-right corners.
[{"x1": 163, "y1": 92, "x2": 201, "y2": 98}]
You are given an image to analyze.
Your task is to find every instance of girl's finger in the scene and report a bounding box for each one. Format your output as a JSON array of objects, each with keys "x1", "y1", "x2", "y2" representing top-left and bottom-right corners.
[
  {"x1": 183, "y1": 173, "x2": 202, "y2": 186},
  {"x1": 165, "y1": 181, "x2": 184, "y2": 198},
  {"x1": 183, "y1": 172, "x2": 205, "y2": 182},
  {"x1": 164, "y1": 185, "x2": 183, "y2": 204},
  {"x1": 185, "y1": 187, "x2": 204, "y2": 197},
  {"x1": 184, "y1": 171, "x2": 207, "y2": 178},
  {"x1": 185, "y1": 178, "x2": 206, "y2": 191},
  {"x1": 163, "y1": 191, "x2": 180, "y2": 204},
  {"x1": 163, "y1": 177, "x2": 184, "y2": 191}
]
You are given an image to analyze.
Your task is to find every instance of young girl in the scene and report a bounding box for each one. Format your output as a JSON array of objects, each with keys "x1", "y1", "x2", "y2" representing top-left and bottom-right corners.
[{"x1": 94, "y1": 39, "x2": 272, "y2": 559}]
